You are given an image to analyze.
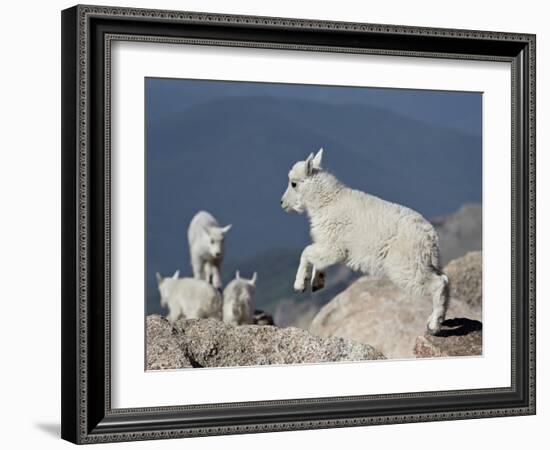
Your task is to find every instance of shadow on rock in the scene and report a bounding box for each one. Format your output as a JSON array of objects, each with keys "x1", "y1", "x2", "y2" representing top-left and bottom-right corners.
[
  {"x1": 438, "y1": 318, "x2": 482, "y2": 337},
  {"x1": 415, "y1": 317, "x2": 482, "y2": 358}
]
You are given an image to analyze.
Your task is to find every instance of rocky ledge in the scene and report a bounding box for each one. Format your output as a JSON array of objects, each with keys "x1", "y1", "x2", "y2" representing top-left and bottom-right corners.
[
  {"x1": 443, "y1": 251, "x2": 482, "y2": 311},
  {"x1": 146, "y1": 314, "x2": 385, "y2": 370},
  {"x1": 309, "y1": 277, "x2": 480, "y2": 359},
  {"x1": 414, "y1": 318, "x2": 482, "y2": 358}
]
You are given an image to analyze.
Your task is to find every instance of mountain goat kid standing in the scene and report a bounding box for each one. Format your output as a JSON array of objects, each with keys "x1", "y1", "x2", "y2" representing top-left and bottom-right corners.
[
  {"x1": 280, "y1": 148, "x2": 449, "y2": 335},
  {"x1": 156, "y1": 270, "x2": 223, "y2": 323},
  {"x1": 187, "y1": 210, "x2": 232, "y2": 290},
  {"x1": 222, "y1": 271, "x2": 257, "y2": 326}
]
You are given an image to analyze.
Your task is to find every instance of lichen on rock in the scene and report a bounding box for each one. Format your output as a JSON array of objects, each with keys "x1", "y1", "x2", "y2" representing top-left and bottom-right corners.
[{"x1": 146, "y1": 314, "x2": 385, "y2": 370}]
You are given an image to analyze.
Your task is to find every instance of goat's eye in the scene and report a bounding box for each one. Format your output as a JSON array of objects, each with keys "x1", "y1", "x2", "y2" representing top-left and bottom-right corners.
[{"x1": 291, "y1": 182, "x2": 297, "y2": 188}]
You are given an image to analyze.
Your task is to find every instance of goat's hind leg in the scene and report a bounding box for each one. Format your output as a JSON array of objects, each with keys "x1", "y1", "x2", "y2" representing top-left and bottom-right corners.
[{"x1": 426, "y1": 272, "x2": 450, "y2": 335}]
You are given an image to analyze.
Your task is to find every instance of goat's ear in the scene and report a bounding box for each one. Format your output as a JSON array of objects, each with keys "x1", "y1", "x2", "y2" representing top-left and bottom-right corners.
[
  {"x1": 250, "y1": 272, "x2": 257, "y2": 286},
  {"x1": 172, "y1": 270, "x2": 180, "y2": 280},
  {"x1": 155, "y1": 272, "x2": 162, "y2": 285},
  {"x1": 235, "y1": 270, "x2": 240, "y2": 280},
  {"x1": 312, "y1": 148, "x2": 323, "y2": 170},
  {"x1": 221, "y1": 224, "x2": 232, "y2": 235},
  {"x1": 305, "y1": 152, "x2": 315, "y2": 175}
]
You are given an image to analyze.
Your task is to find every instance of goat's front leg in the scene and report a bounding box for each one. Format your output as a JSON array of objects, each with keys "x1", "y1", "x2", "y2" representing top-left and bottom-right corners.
[
  {"x1": 203, "y1": 262, "x2": 212, "y2": 284},
  {"x1": 294, "y1": 244, "x2": 343, "y2": 292},
  {"x1": 191, "y1": 255, "x2": 205, "y2": 280},
  {"x1": 209, "y1": 262, "x2": 222, "y2": 290},
  {"x1": 294, "y1": 252, "x2": 313, "y2": 292},
  {"x1": 311, "y1": 267, "x2": 326, "y2": 292},
  {"x1": 166, "y1": 306, "x2": 181, "y2": 324}
]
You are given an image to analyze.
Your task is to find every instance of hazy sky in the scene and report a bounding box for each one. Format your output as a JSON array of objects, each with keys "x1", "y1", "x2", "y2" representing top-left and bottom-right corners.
[{"x1": 147, "y1": 78, "x2": 481, "y2": 137}]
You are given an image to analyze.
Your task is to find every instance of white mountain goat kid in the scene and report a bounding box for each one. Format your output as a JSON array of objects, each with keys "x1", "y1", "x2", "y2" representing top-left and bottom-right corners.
[
  {"x1": 222, "y1": 271, "x2": 257, "y2": 326},
  {"x1": 156, "y1": 270, "x2": 223, "y2": 323},
  {"x1": 187, "y1": 210, "x2": 232, "y2": 289},
  {"x1": 280, "y1": 148, "x2": 450, "y2": 335}
]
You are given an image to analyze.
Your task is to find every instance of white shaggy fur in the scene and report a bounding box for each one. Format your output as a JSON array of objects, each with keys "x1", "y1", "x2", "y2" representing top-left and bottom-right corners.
[
  {"x1": 222, "y1": 271, "x2": 257, "y2": 326},
  {"x1": 156, "y1": 270, "x2": 223, "y2": 323},
  {"x1": 281, "y1": 148, "x2": 450, "y2": 335},
  {"x1": 187, "y1": 210, "x2": 232, "y2": 289}
]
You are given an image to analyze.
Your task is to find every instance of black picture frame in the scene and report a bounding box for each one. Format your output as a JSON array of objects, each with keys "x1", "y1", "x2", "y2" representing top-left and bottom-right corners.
[{"x1": 61, "y1": 4, "x2": 536, "y2": 444}]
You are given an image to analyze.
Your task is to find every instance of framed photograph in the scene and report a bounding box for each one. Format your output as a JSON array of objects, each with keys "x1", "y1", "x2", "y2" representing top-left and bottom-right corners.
[{"x1": 61, "y1": 4, "x2": 536, "y2": 444}]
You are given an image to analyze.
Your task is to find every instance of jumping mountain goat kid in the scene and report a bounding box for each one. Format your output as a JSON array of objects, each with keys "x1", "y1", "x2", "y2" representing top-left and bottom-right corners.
[
  {"x1": 156, "y1": 270, "x2": 223, "y2": 323},
  {"x1": 280, "y1": 148, "x2": 450, "y2": 335},
  {"x1": 222, "y1": 271, "x2": 258, "y2": 326},
  {"x1": 187, "y1": 210, "x2": 232, "y2": 290}
]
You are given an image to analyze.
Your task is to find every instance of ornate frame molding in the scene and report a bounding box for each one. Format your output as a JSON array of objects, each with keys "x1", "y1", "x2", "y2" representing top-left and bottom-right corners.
[{"x1": 61, "y1": 4, "x2": 536, "y2": 444}]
